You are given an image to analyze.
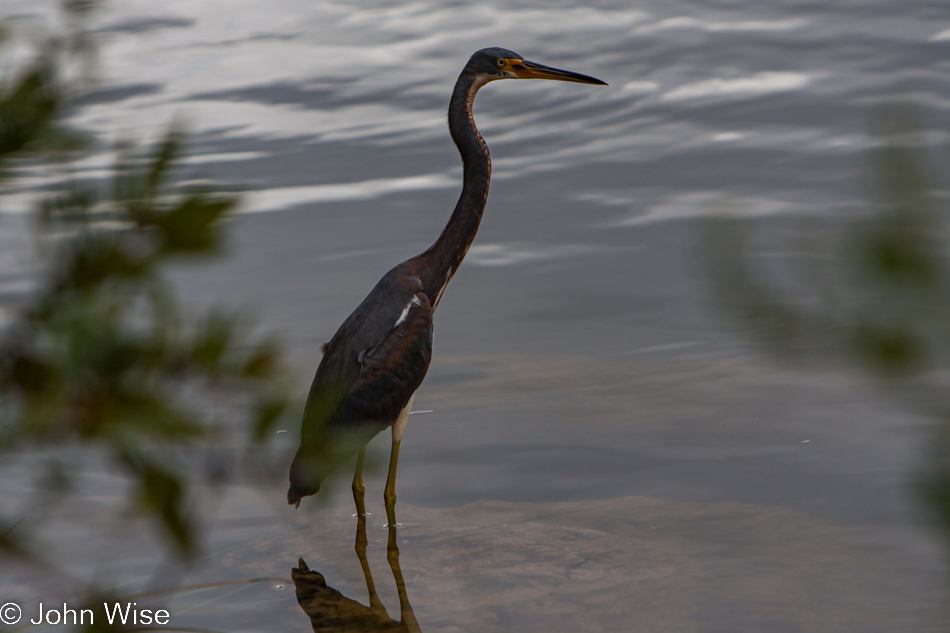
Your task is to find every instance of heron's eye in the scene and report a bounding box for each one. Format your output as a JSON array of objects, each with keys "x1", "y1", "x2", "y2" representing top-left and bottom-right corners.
[{"x1": 497, "y1": 59, "x2": 506, "y2": 68}]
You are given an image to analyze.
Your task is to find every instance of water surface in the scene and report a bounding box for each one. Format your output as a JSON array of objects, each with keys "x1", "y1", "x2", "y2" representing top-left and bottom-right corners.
[{"x1": 2, "y1": 0, "x2": 949, "y2": 630}]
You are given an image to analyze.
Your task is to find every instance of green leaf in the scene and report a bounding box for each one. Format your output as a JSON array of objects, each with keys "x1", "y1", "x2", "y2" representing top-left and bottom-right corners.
[
  {"x1": 1, "y1": 348, "x2": 54, "y2": 396},
  {"x1": 0, "y1": 517, "x2": 33, "y2": 560},
  {"x1": 242, "y1": 342, "x2": 280, "y2": 378},
  {"x1": 0, "y1": 64, "x2": 59, "y2": 163},
  {"x1": 189, "y1": 312, "x2": 235, "y2": 372},
  {"x1": 110, "y1": 389, "x2": 206, "y2": 439},
  {"x1": 251, "y1": 396, "x2": 288, "y2": 443},
  {"x1": 126, "y1": 458, "x2": 195, "y2": 557},
  {"x1": 153, "y1": 194, "x2": 235, "y2": 253},
  {"x1": 851, "y1": 322, "x2": 925, "y2": 376},
  {"x1": 53, "y1": 239, "x2": 151, "y2": 297},
  {"x1": 145, "y1": 128, "x2": 182, "y2": 197}
]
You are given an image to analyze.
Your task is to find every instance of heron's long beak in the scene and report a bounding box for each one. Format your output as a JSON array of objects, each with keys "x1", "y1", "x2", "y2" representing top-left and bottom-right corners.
[{"x1": 510, "y1": 59, "x2": 607, "y2": 86}]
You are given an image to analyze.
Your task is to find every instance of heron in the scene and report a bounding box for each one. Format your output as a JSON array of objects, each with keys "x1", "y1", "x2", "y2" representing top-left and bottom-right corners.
[{"x1": 288, "y1": 48, "x2": 606, "y2": 524}]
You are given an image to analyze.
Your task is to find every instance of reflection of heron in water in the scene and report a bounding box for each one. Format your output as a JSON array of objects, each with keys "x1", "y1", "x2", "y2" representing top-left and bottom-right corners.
[
  {"x1": 287, "y1": 48, "x2": 606, "y2": 525},
  {"x1": 293, "y1": 521, "x2": 420, "y2": 632}
]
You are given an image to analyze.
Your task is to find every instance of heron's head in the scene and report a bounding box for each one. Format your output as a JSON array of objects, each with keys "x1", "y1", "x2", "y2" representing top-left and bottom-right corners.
[{"x1": 465, "y1": 47, "x2": 607, "y2": 86}]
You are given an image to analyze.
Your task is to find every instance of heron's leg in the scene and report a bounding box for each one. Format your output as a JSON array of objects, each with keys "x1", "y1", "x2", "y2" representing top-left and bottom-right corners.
[
  {"x1": 384, "y1": 394, "x2": 413, "y2": 527},
  {"x1": 352, "y1": 448, "x2": 367, "y2": 517},
  {"x1": 387, "y1": 524, "x2": 421, "y2": 632},
  {"x1": 383, "y1": 439, "x2": 401, "y2": 527},
  {"x1": 354, "y1": 514, "x2": 389, "y2": 619}
]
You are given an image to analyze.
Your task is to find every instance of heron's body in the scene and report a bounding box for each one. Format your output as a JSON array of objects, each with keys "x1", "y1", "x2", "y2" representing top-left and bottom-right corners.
[{"x1": 288, "y1": 48, "x2": 605, "y2": 518}]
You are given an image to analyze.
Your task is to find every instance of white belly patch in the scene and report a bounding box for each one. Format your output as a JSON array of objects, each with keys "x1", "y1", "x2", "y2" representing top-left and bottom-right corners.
[{"x1": 391, "y1": 393, "x2": 415, "y2": 442}]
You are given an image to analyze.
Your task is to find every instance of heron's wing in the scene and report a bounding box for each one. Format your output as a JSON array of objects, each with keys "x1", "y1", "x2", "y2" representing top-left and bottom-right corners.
[
  {"x1": 288, "y1": 292, "x2": 432, "y2": 504},
  {"x1": 337, "y1": 291, "x2": 433, "y2": 427},
  {"x1": 298, "y1": 274, "x2": 425, "y2": 440}
]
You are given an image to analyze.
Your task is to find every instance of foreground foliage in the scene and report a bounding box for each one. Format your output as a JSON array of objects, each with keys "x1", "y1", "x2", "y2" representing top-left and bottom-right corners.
[{"x1": 0, "y1": 10, "x2": 288, "y2": 565}]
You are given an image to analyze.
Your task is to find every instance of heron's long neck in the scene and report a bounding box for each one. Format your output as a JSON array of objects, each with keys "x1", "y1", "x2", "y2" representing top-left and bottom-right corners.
[{"x1": 414, "y1": 72, "x2": 491, "y2": 309}]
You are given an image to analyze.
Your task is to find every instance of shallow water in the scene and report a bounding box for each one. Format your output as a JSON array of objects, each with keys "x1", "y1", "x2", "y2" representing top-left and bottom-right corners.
[{"x1": 2, "y1": 0, "x2": 950, "y2": 631}]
